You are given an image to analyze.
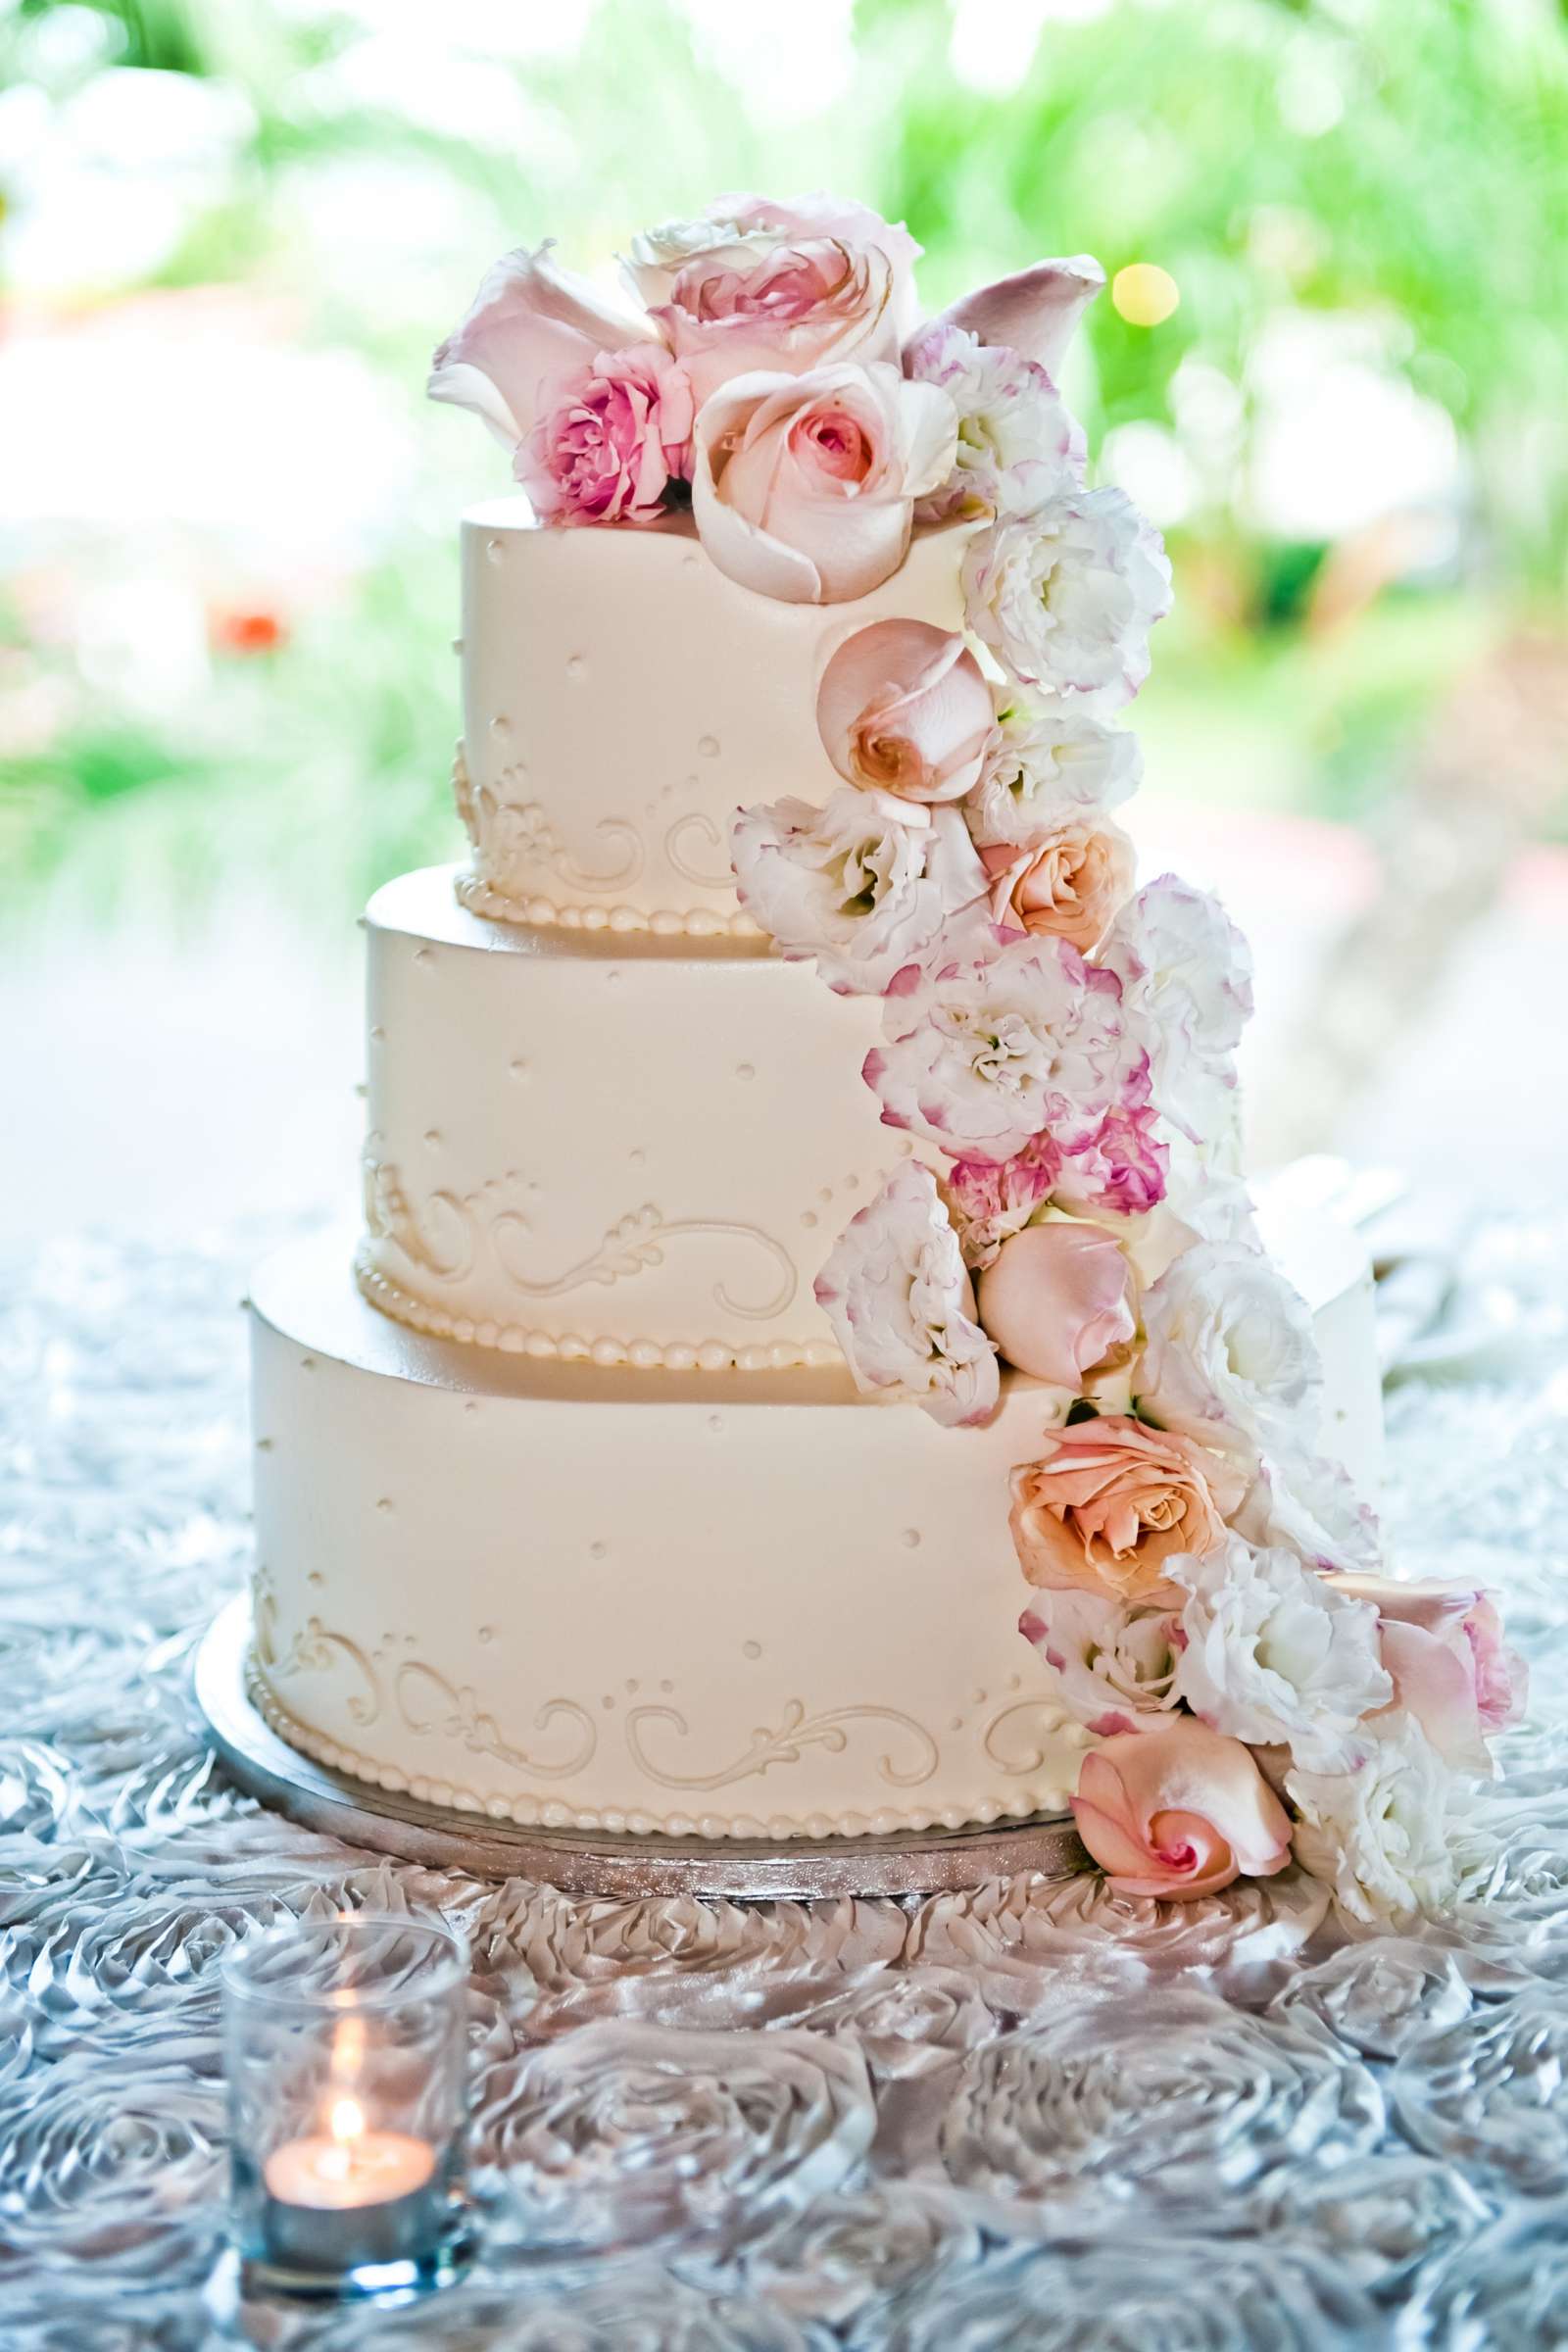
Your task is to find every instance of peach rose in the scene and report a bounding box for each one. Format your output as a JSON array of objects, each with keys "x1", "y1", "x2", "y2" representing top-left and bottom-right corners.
[
  {"x1": 977, "y1": 818, "x2": 1135, "y2": 953},
  {"x1": 1009, "y1": 1414, "x2": 1244, "y2": 1606},
  {"x1": 1071, "y1": 1720, "x2": 1293, "y2": 1898},
  {"x1": 976, "y1": 1223, "x2": 1135, "y2": 1388},
  {"x1": 816, "y1": 620, "x2": 998, "y2": 808},
  {"x1": 1328, "y1": 1573, "x2": 1527, "y2": 1774},
  {"x1": 691, "y1": 362, "x2": 956, "y2": 604}
]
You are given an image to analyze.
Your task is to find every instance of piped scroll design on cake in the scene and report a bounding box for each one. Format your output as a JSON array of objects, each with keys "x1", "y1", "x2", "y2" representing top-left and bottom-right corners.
[
  {"x1": 663, "y1": 810, "x2": 738, "y2": 893},
  {"x1": 491, "y1": 1203, "x2": 798, "y2": 1322},
  {"x1": 364, "y1": 1157, "x2": 476, "y2": 1284},
  {"x1": 472, "y1": 770, "x2": 644, "y2": 896},
  {"x1": 624, "y1": 1698, "x2": 940, "y2": 1790},
  {"x1": 395, "y1": 1660, "x2": 597, "y2": 1779},
  {"x1": 254, "y1": 1588, "x2": 383, "y2": 1730},
  {"x1": 982, "y1": 1697, "x2": 1088, "y2": 1776}
]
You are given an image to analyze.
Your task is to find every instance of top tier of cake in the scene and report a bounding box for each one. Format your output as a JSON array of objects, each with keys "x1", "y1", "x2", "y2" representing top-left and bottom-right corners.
[{"x1": 455, "y1": 500, "x2": 971, "y2": 935}]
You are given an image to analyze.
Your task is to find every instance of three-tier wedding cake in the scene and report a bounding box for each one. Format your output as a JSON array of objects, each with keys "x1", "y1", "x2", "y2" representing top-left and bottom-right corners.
[{"x1": 247, "y1": 195, "x2": 1520, "y2": 1913}]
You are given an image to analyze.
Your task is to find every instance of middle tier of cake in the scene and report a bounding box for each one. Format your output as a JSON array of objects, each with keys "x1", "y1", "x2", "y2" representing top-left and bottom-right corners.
[{"x1": 359, "y1": 862, "x2": 920, "y2": 1371}]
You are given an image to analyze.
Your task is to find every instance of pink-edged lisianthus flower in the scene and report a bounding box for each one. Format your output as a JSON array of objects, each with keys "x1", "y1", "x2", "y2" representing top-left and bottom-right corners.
[
  {"x1": 976, "y1": 1221, "x2": 1136, "y2": 1388},
  {"x1": 816, "y1": 620, "x2": 998, "y2": 808},
  {"x1": 1139, "y1": 1240, "x2": 1319, "y2": 1462},
  {"x1": 1019, "y1": 1587, "x2": 1183, "y2": 1737},
  {"x1": 1071, "y1": 1720, "x2": 1293, "y2": 1899},
  {"x1": 1326, "y1": 1574, "x2": 1527, "y2": 1774},
  {"x1": 515, "y1": 345, "x2": 695, "y2": 526},
  {"x1": 905, "y1": 322, "x2": 1084, "y2": 522},
  {"x1": 1169, "y1": 1536, "x2": 1393, "y2": 1774},
  {"x1": 1009, "y1": 1414, "x2": 1246, "y2": 1607},
  {"x1": 730, "y1": 790, "x2": 986, "y2": 999},
  {"x1": 428, "y1": 240, "x2": 660, "y2": 450},
  {"x1": 1287, "y1": 1715, "x2": 1458, "y2": 1924},
  {"x1": 1100, "y1": 875, "x2": 1254, "y2": 1148},
  {"x1": 863, "y1": 931, "x2": 1150, "y2": 1166},
  {"x1": 813, "y1": 1161, "x2": 999, "y2": 1428},
  {"x1": 975, "y1": 815, "x2": 1135, "y2": 953},
  {"x1": 943, "y1": 1135, "x2": 1063, "y2": 1270},
  {"x1": 623, "y1": 193, "x2": 920, "y2": 404},
  {"x1": 970, "y1": 696, "x2": 1143, "y2": 846},
  {"x1": 923, "y1": 254, "x2": 1104, "y2": 380},
  {"x1": 1052, "y1": 1102, "x2": 1169, "y2": 1219},
  {"x1": 692, "y1": 362, "x2": 956, "y2": 604},
  {"x1": 962, "y1": 485, "x2": 1172, "y2": 710}
]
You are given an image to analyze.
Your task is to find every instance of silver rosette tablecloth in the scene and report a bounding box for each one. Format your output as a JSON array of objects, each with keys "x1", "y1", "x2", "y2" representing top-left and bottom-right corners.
[{"x1": 2, "y1": 1216, "x2": 1567, "y2": 2350}]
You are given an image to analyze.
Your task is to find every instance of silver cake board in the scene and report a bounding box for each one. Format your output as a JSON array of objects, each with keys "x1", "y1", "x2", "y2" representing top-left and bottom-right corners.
[{"x1": 195, "y1": 1594, "x2": 1085, "y2": 1900}]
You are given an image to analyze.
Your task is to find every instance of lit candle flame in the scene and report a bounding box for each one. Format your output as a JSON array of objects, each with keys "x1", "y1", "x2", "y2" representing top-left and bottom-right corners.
[{"x1": 318, "y1": 2093, "x2": 366, "y2": 2182}]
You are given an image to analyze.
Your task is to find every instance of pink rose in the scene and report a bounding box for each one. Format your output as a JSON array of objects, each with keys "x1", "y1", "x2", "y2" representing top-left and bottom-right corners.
[
  {"x1": 1009, "y1": 1414, "x2": 1245, "y2": 1606},
  {"x1": 428, "y1": 241, "x2": 658, "y2": 450},
  {"x1": 1053, "y1": 1102, "x2": 1169, "y2": 1219},
  {"x1": 816, "y1": 620, "x2": 998, "y2": 808},
  {"x1": 976, "y1": 1223, "x2": 1135, "y2": 1388},
  {"x1": 976, "y1": 817, "x2": 1135, "y2": 952},
  {"x1": 1328, "y1": 1574, "x2": 1527, "y2": 1773},
  {"x1": 1071, "y1": 1720, "x2": 1293, "y2": 1898},
  {"x1": 624, "y1": 196, "x2": 919, "y2": 407},
  {"x1": 691, "y1": 363, "x2": 957, "y2": 604},
  {"x1": 924, "y1": 255, "x2": 1104, "y2": 380},
  {"x1": 944, "y1": 1135, "x2": 1064, "y2": 1269},
  {"x1": 515, "y1": 345, "x2": 695, "y2": 527}
]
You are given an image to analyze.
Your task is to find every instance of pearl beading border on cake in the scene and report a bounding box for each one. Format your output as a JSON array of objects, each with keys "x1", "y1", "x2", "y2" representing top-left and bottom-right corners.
[
  {"x1": 354, "y1": 1247, "x2": 844, "y2": 1371},
  {"x1": 245, "y1": 1653, "x2": 1079, "y2": 1842},
  {"x1": 455, "y1": 866, "x2": 761, "y2": 939}
]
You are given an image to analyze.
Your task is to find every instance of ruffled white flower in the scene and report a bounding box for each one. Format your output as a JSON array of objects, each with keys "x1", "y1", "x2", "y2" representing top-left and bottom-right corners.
[
  {"x1": 1101, "y1": 874, "x2": 1253, "y2": 1147},
  {"x1": 813, "y1": 1162, "x2": 999, "y2": 1427},
  {"x1": 1170, "y1": 1535, "x2": 1393, "y2": 1773},
  {"x1": 1289, "y1": 1715, "x2": 1461, "y2": 1925},
  {"x1": 1236, "y1": 1444, "x2": 1383, "y2": 1575},
  {"x1": 1140, "y1": 1240, "x2": 1321, "y2": 1461},
  {"x1": 863, "y1": 932, "x2": 1150, "y2": 1165},
  {"x1": 1018, "y1": 1586, "x2": 1183, "y2": 1738},
  {"x1": 961, "y1": 485, "x2": 1171, "y2": 710},
  {"x1": 905, "y1": 321, "x2": 1084, "y2": 522},
  {"x1": 731, "y1": 792, "x2": 985, "y2": 998},
  {"x1": 966, "y1": 694, "x2": 1142, "y2": 851}
]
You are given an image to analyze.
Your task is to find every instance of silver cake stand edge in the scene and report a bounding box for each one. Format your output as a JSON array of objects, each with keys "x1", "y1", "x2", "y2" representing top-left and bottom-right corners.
[{"x1": 194, "y1": 1594, "x2": 1086, "y2": 1899}]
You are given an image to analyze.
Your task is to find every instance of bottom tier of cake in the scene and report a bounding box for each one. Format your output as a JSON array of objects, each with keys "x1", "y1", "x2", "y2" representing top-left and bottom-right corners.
[{"x1": 248, "y1": 1212, "x2": 1381, "y2": 1841}]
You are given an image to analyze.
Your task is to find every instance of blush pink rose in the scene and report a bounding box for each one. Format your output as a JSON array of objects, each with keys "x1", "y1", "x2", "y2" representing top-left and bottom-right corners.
[
  {"x1": 691, "y1": 362, "x2": 956, "y2": 603},
  {"x1": 1071, "y1": 1720, "x2": 1293, "y2": 1898},
  {"x1": 976, "y1": 1223, "x2": 1135, "y2": 1387},
  {"x1": 816, "y1": 620, "x2": 998, "y2": 808},
  {"x1": 1328, "y1": 1574, "x2": 1527, "y2": 1773},
  {"x1": 428, "y1": 240, "x2": 659, "y2": 449},
  {"x1": 648, "y1": 237, "x2": 901, "y2": 410},
  {"x1": 977, "y1": 817, "x2": 1135, "y2": 952},
  {"x1": 515, "y1": 346, "x2": 696, "y2": 526},
  {"x1": 1009, "y1": 1414, "x2": 1245, "y2": 1606}
]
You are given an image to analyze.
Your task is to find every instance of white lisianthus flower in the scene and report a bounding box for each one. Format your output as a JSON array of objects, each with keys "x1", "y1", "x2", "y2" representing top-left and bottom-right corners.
[
  {"x1": 1140, "y1": 1241, "x2": 1321, "y2": 1462},
  {"x1": 731, "y1": 792, "x2": 986, "y2": 998},
  {"x1": 863, "y1": 932, "x2": 1151, "y2": 1165},
  {"x1": 1170, "y1": 1536, "x2": 1393, "y2": 1773},
  {"x1": 1235, "y1": 1445, "x2": 1383, "y2": 1577},
  {"x1": 967, "y1": 694, "x2": 1143, "y2": 850},
  {"x1": 1288, "y1": 1715, "x2": 1460, "y2": 1925},
  {"x1": 961, "y1": 486, "x2": 1172, "y2": 710},
  {"x1": 1101, "y1": 876, "x2": 1254, "y2": 1148},
  {"x1": 813, "y1": 1162, "x2": 999, "y2": 1427},
  {"x1": 905, "y1": 322, "x2": 1085, "y2": 522},
  {"x1": 1018, "y1": 1586, "x2": 1183, "y2": 1738}
]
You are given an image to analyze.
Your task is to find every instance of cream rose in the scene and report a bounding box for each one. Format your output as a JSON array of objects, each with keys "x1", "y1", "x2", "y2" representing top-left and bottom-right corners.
[
  {"x1": 691, "y1": 363, "x2": 956, "y2": 604},
  {"x1": 1008, "y1": 1413, "x2": 1245, "y2": 1606},
  {"x1": 1070, "y1": 1720, "x2": 1293, "y2": 1899},
  {"x1": 976, "y1": 816, "x2": 1135, "y2": 952},
  {"x1": 816, "y1": 619, "x2": 998, "y2": 808}
]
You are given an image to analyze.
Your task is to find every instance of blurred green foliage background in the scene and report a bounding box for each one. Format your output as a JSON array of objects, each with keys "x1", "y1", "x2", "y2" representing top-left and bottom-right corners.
[{"x1": 2, "y1": 0, "x2": 1565, "y2": 942}]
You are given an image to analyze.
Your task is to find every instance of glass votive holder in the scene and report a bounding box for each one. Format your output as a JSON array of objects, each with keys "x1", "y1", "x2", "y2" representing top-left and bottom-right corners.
[{"x1": 222, "y1": 1909, "x2": 476, "y2": 2305}]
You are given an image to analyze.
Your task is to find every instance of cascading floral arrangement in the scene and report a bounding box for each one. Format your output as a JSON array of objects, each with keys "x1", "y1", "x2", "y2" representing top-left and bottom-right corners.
[{"x1": 431, "y1": 193, "x2": 1523, "y2": 1923}]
